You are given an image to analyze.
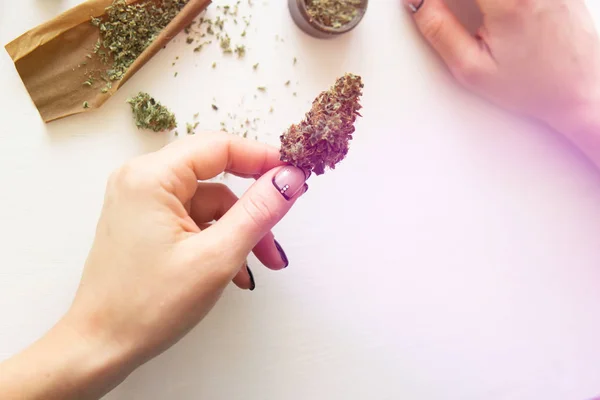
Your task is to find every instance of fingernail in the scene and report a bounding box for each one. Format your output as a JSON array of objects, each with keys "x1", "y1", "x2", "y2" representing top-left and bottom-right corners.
[
  {"x1": 274, "y1": 240, "x2": 289, "y2": 268},
  {"x1": 303, "y1": 183, "x2": 309, "y2": 194},
  {"x1": 272, "y1": 166, "x2": 308, "y2": 200},
  {"x1": 247, "y1": 265, "x2": 256, "y2": 291},
  {"x1": 404, "y1": 0, "x2": 425, "y2": 13}
]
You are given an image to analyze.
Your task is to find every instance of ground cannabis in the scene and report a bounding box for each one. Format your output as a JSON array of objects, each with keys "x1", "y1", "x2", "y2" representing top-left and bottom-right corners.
[
  {"x1": 127, "y1": 92, "x2": 177, "y2": 132},
  {"x1": 194, "y1": 41, "x2": 211, "y2": 52},
  {"x1": 305, "y1": 0, "x2": 362, "y2": 29},
  {"x1": 182, "y1": 1, "x2": 252, "y2": 58},
  {"x1": 91, "y1": 0, "x2": 189, "y2": 81},
  {"x1": 280, "y1": 73, "x2": 363, "y2": 175}
]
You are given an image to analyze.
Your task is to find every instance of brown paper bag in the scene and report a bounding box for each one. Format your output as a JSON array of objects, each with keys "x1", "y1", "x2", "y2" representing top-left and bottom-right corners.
[{"x1": 5, "y1": 0, "x2": 212, "y2": 123}]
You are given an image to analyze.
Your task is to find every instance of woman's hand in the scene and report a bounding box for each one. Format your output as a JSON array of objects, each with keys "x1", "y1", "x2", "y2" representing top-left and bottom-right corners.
[
  {"x1": 0, "y1": 133, "x2": 309, "y2": 399},
  {"x1": 404, "y1": 0, "x2": 600, "y2": 139}
]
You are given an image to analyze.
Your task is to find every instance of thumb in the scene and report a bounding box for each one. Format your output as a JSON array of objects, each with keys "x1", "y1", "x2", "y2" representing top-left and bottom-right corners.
[{"x1": 210, "y1": 165, "x2": 309, "y2": 257}]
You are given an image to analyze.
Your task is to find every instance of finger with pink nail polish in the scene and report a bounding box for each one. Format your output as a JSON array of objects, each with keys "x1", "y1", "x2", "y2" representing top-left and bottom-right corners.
[{"x1": 272, "y1": 166, "x2": 309, "y2": 201}]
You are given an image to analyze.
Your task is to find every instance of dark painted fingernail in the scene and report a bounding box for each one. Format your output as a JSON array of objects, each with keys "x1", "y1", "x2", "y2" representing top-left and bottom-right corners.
[
  {"x1": 303, "y1": 183, "x2": 309, "y2": 194},
  {"x1": 247, "y1": 265, "x2": 256, "y2": 291},
  {"x1": 274, "y1": 240, "x2": 289, "y2": 268},
  {"x1": 404, "y1": 0, "x2": 425, "y2": 13},
  {"x1": 272, "y1": 166, "x2": 307, "y2": 200}
]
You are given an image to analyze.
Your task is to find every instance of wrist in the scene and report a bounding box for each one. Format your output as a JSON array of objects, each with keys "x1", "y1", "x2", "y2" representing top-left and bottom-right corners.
[
  {"x1": 0, "y1": 312, "x2": 134, "y2": 399},
  {"x1": 52, "y1": 310, "x2": 136, "y2": 398},
  {"x1": 27, "y1": 312, "x2": 135, "y2": 399}
]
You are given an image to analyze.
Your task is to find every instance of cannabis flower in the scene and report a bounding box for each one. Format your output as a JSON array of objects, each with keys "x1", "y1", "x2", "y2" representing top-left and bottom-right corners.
[
  {"x1": 127, "y1": 92, "x2": 177, "y2": 132},
  {"x1": 279, "y1": 73, "x2": 363, "y2": 175}
]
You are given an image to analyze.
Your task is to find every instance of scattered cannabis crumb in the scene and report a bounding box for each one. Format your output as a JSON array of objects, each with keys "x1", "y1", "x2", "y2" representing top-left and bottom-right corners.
[
  {"x1": 91, "y1": 0, "x2": 189, "y2": 81},
  {"x1": 305, "y1": 0, "x2": 362, "y2": 29},
  {"x1": 194, "y1": 41, "x2": 211, "y2": 52},
  {"x1": 279, "y1": 73, "x2": 363, "y2": 175},
  {"x1": 220, "y1": 35, "x2": 232, "y2": 53},
  {"x1": 212, "y1": 62, "x2": 217, "y2": 68},
  {"x1": 253, "y1": 63, "x2": 259, "y2": 70},
  {"x1": 212, "y1": 104, "x2": 219, "y2": 111},
  {"x1": 257, "y1": 86, "x2": 266, "y2": 92},
  {"x1": 83, "y1": 101, "x2": 90, "y2": 109},
  {"x1": 285, "y1": 80, "x2": 291, "y2": 86},
  {"x1": 127, "y1": 92, "x2": 177, "y2": 132},
  {"x1": 234, "y1": 45, "x2": 246, "y2": 57}
]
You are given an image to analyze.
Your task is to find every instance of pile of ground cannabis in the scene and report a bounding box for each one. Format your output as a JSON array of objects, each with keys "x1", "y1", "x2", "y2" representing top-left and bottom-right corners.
[
  {"x1": 92, "y1": 0, "x2": 189, "y2": 81},
  {"x1": 280, "y1": 73, "x2": 363, "y2": 175},
  {"x1": 305, "y1": 0, "x2": 362, "y2": 29},
  {"x1": 127, "y1": 92, "x2": 177, "y2": 132}
]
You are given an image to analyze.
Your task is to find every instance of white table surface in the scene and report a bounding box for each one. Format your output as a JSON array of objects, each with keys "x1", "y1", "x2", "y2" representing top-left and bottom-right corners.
[{"x1": 2, "y1": 1, "x2": 600, "y2": 399}]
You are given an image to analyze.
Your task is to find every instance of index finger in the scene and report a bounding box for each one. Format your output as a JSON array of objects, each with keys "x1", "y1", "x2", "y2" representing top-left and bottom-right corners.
[{"x1": 156, "y1": 132, "x2": 284, "y2": 202}]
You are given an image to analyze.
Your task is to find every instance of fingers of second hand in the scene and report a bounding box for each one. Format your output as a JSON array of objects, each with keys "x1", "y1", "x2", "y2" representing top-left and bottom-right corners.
[
  {"x1": 406, "y1": 0, "x2": 495, "y2": 90},
  {"x1": 405, "y1": 0, "x2": 425, "y2": 13},
  {"x1": 406, "y1": 0, "x2": 481, "y2": 64}
]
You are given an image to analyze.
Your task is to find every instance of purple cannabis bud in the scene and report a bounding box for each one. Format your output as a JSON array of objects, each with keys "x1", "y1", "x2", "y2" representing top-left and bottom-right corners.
[{"x1": 280, "y1": 73, "x2": 363, "y2": 175}]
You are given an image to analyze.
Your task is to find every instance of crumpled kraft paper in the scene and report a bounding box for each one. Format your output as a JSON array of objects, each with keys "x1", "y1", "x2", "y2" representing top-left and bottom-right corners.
[{"x1": 5, "y1": 0, "x2": 211, "y2": 122}]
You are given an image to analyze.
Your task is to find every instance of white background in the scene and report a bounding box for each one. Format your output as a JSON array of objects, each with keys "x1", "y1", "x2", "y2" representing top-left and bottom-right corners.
[{"x1": 1, "y1": 0, "x2": 600, "y2": 399}]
